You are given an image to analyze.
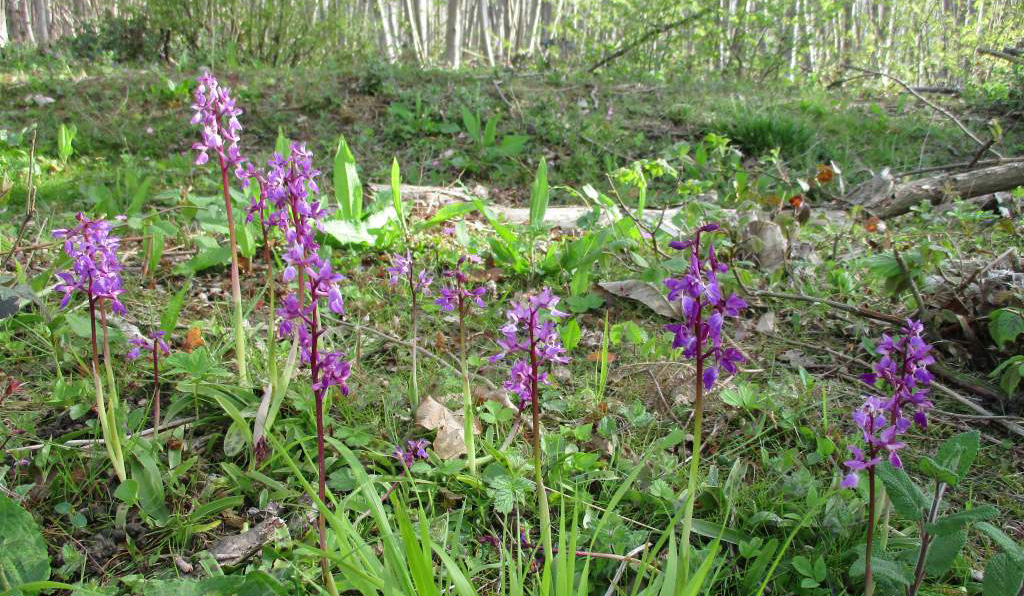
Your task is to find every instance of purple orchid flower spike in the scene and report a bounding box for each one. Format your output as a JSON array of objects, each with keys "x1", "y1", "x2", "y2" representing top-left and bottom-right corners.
[
  {"x1": 663, "y1": 223, "x2": 746, "y2": 390},
  {"x1": 393, "y1": 439, "x2": 431, "y2": 470},
  {"x1": 191, "y1": 71, "x2": 247, "y2": 176},
  {"x1": 52, "y1": 213, "x2": 127, "y2": 315},
  {"x1": 435, "y1": 255, "x2": 487, "y2": 312},
  {"x1": 841, "y1": 319, "x2": 935, "y2": 489},
  {"x1": 127, "y1": 330, "x2": 171, "y2": 360},
  {"x1": 663, "y1": 222, "x2": 746, "y2": 576}
]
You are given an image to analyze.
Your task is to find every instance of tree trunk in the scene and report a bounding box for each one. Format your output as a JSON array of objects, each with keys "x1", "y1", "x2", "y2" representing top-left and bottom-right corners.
[
  {"x1": 376, "y1": 0, "x2": 399, "y2": 61},
  {"x1": 478, "y1": 0, "x2": 495, "y2": 66},
  {"x1": 445, "y1": 0, "x2": 462, "y2": 67},
  {"x1": 0, "y1": 0, "x2": 8, "y2": 46},
  {"x1": 10, "y1": 0, "x2": 31, "y2": 44},
  {"x1": 30, "y1": 0, "x2": 47, "y2": 46}
]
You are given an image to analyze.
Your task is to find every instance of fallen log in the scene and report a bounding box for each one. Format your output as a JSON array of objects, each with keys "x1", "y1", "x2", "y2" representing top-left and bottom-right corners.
[
  {"x1": 870, "y1": 161, "x2": 1024, "y2": 218},
  {"x1": 977, "y1": 47, "x2": 1024, "y2": 66}
]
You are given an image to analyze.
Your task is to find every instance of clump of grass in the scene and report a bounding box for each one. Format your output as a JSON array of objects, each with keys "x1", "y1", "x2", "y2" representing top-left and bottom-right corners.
[{"x1": 713, "y1": 110, "x2": 815, "y2": 159}]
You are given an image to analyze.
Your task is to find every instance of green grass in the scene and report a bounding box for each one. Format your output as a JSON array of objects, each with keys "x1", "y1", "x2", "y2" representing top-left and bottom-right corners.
[{"x1": 1, "y1": 54, "x2": 1022, "y2": 596}]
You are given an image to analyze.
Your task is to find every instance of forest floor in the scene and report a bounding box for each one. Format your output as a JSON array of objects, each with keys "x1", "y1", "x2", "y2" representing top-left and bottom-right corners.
[{"x1": 1, "y1": 57, "x2": 1023, "y2": 594}]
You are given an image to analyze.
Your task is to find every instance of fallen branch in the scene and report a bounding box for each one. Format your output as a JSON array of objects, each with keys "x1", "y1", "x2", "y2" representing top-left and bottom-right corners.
[
  {"x1": 977, "y1": 47, "x2": 1024, "y2": 66},
  {"x1": 876, "y1": 161, "x2": 1024, "y2": 218},
  {"x1": 846, "y1": 64, "x2": 1003, "y2": 160},
  {"x1": 897, "y1": 156, "x2": 1024, "y2": 178},
  {"x1": 588, "y1": 8, "x2": 711, "y2": 73},
  {"x1": 733, "y1": 269, "x2": 903, "y2": 324},
  {"x1": 6, "y1": 417, "x2": 197, "y2": 454}
]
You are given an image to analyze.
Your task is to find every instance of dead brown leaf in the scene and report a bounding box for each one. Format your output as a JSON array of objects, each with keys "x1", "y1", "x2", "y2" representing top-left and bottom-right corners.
[
  {"x1": 598, "y1": 280, "x2": 679, "y2": 318},
  {"x1": 415, "y1": 395, "x2": 482, "y2": 460},
  {"x1": 183, "y1": 326, "x2": 204, "y2": 352}
]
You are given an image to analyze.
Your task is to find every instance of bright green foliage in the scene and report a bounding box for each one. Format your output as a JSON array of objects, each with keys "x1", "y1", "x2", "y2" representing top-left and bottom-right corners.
[{"x1": 0, "y1": 494, "x2": 51, "y2": 592}]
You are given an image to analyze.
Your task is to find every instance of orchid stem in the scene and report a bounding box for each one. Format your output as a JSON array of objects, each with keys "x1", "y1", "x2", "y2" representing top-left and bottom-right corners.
[{"x1": 218, "y1": 156, "x2": 248, "y2": 388}]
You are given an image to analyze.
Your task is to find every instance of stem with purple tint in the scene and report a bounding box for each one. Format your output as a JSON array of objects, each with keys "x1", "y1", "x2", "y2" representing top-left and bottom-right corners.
[
  {"x1": 457, "y1": 276, "x2": 477, "y2": 475},
  {"x1": 528, "y1": 308, "x2": 554, "y2": 568},
  {"x1": 679, "y1": 293, "x2": 703, "y2": 581},
  {"x1": 88, "y1": 292, "x2": 126, "y2": 482},
  {"x1": 407, "y1": 252, "x2": 421, "y2": 411},
  {"x1": 217, "y1": 153, "x2": 249, "y2": 387},
  {"x1": 150, "y1": 337, "x2": 162, "y2": 431},
  {"x1": 307, "y1": 282, "x2": 337, "y2": 596}
]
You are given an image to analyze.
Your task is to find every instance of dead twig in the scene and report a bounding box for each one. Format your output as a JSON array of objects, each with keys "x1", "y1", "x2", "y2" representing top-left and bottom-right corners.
[
  {"x1": 6, "y1": 417, "x2": 198, "y2": 454},
  {"x1": 954, "y1": 247, "x2": 1016, "y2": 294},
  {"x1": 1, "y1": 130, "x2": 38, "y2": 271},
  {"x1": 893, "y1": 248, "x2": 926, "y2": 321},
  {"x1": 846, "y1": 64, "x2": 1003, "y2": 159},
  {"x1": 647, "y1": 368, "x2": 684, "y2": 425},
  {"x1": 733, "y1": 268, "x2": 903, "y2": 324},
  {"x1": 603, "y1": 544, "x2": 651, "y2": 596}
]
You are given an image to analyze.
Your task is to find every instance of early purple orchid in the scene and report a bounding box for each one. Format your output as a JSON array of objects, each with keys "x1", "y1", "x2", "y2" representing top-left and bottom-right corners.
[
  {"x1": 663, "y1": 222, "x2": 746, "y2": 575},
  {"x1": 492, "y1": 288, "x2": 569, "y2": 564},
  {"x1": 663, "y1": 223, "x2": 747, "y2": 390},
  {"x1": 392, "y1": 439, "x2": 430, "y2": 469},
  {"x1": 435, "y1": 255, "x2": 487, "y2": 312},
  {"x1": 843, "y1": 319, "x2": 934, "y2": 596},
  {"x1": 492, "y1": 289, "x2": 569, "y2": 411},
  {"x1": 52, "y1": 213, "x2": 127, "y2": 315},
  {"x1": 190, "y1": 71, "x2": 246, "y2": 176},
  {"x1": 842, "y1": 319, "x2": 935, "y2": 488},
  {"x1": 128, "y1": 331, "x2": 171, "y2": 431}
]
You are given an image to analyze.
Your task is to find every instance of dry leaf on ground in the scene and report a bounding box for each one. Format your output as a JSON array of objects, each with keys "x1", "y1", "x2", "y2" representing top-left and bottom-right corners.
[{"x1": 415, "y1": 395, "x2": 482, "y2": 460}]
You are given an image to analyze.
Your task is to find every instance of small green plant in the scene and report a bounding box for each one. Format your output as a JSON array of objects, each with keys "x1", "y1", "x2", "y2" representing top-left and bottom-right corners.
[{"x1": 56, "y1": 123, "x2": 76, "y2": 164}]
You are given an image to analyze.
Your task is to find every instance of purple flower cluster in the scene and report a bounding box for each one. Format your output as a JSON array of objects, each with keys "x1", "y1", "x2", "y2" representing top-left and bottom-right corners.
[
  {"x1": 387, "y1": 252, "x2": 433, "y2": 295},
  {"x1": 492, "y1": 289, "x2": 569, "y2": 411},
  {"x1": 663, "y1": 224, "x2": 746, "y2": 390},
  {"x1": 127, "y1": 331, "x2": 170, "y2": 360},
  {"x1": 435, "y1": 255, "x2": 487, "y2": 312},
  {"x1": 190, "y1": 71, "x2": 246, "y2": 175},
  {"x1": 842, "y1": 320, "x2": 935, "y2": 488},
  {"x1": 261, "y1": 143, "x2": 349, "y2": 395},
  {"x1": 392, "y1": 439, "x2": 430, "y2": 469},
  {"x1": 52, "y1": 213, "x2": 127, "y2": 315}
]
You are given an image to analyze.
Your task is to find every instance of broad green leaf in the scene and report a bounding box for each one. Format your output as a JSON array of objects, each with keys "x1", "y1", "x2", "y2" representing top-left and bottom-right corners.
[
  {"x1": 925, "y1": 505, "x2": 998, "y2": 536},
  {"x1": 126, "y1": 176, "x2": 154, "y2": 216},
  {"x1": 130, "y1": 446, "x2": 170, "y2": 526},
  {"x1": 274, "y1": 127, "x2": 289, "y2": 156},
  {"x1": 932, "y1": 430, "x2": 980, "y2": 485},
  {"x1": 791, "y1": 555, "x2": 813, "y2": 578},
  {"x1": 989, "y1": 309, "x2": 1024, "y2": 350},
  {"x1": 922, "y1": 530, "x2": 966, "y2": 576},
  {"x1": 320, "y1": 219, "x2": 376, "y2": 245},
  {"x1": 173, "y1": 245, "x2": 232, "y2": 275},
  {"x1": 0, "y1": 494, "x2": 51, "y2": 589},
  {"x1": 529, "y1": 157, "x2": 549, "y2": 229},
  {"x1": 918, "y1": 456, "x2": 959, "y2": 485},
  {"x1": 982, "y1": 553, "x2": 1024, "y2": 596},
  {"x1": 113, "y1": 479, "x2": 140, "y2": 506},
  {"x1": 391, "y1": 158, "x2": 407, "y2": 236},
  {"x1": 876, "y1": 462, "x2": 927, "y2": 521},
  {"x1": 414, "y1": 200, "x2": 477, "y2": 231},
  {"x1": 483, "y1": 115, "x2": 498, "y2": 146},
  {"x1": 561, "y1": 318, "x2": 582, "y2": 351},
  {"x1": 146, "y1": 227, "x2": 165, "y2": 275},
  {"x1": 461, "y1": 106, "x2": 481, "y2": 144},
  {"x1": 849, "y1": 554, "x2": 911, "y2": 586},
  {"x1": 333, "y1": 136, "x2": 363, "y2": 221},
  {"x1": 160, "y1": 281, "x2": 191, "y2": 334},
  {"x1": 976, "y1": 522, "x2": 1024, "y2": 562}
]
